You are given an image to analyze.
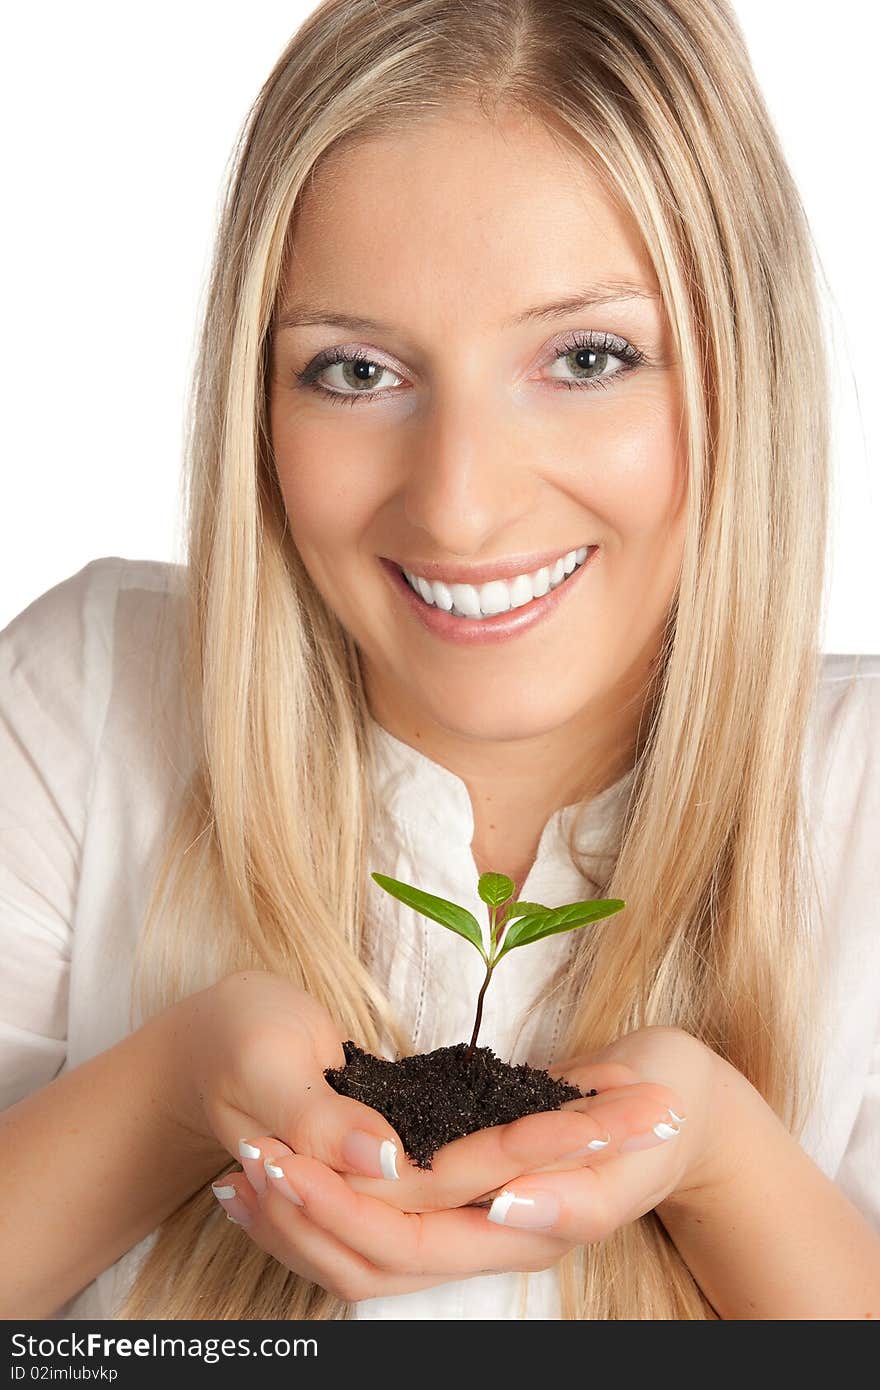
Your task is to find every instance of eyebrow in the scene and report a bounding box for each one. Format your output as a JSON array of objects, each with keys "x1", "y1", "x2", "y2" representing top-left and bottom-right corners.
[{"x1": 274, "y1": 282, "x2": 661, "y2": 335}]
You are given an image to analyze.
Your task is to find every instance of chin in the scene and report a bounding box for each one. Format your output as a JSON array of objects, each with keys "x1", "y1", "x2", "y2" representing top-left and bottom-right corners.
[{"x1": 423, "y1": 688, "x2": 582, "y2": 745}]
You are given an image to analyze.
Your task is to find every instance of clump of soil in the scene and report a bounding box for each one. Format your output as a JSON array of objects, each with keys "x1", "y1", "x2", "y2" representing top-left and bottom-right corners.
[{"x1": 324, "y1": 1039, "x2": 597, "y2": 1170}]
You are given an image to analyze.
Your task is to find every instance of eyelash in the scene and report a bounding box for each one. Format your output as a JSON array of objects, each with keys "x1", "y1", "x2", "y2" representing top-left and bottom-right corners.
[{"x1": 294, "y1": 330, "x2": 646, "y2": 408}]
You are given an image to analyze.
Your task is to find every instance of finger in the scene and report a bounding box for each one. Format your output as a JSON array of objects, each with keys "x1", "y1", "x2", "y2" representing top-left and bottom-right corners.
[
  {"x1": 208, "y1": 1169, "x2": 433, "y2": 1297},
  {"x1": 465, "y1": 1090, "x2": 688, "y2": 1203},
  {"x1": 340, "y1": 1081, "x2": 687, "y2": 1212},
  {"x1": 556, "y1": 1073, "x2": 687, "y2": 1126},
  {"x1": 476, "y1": 1127, "x2": 687, "y2": 1242},
  {"x1": 544, "y1": 1073, "x2": 686, "y2": 1186},
  {"x1": 210, "y1": 1170, "x2": 257, "y2": 1227},
  {"x1": 261, "y1": 1148, "x2": 574, "y2": 1279},
  {"x1": 549, "y1": 1052, "x2": 689, "y2": 1137},
  {"x1": 210, "y1": 1165, "x2": 551, "y2": 1301},
  {"x1": 547, "y1": 1058, "x2": 642, "y2": 1091},
  {"x1": 211, "y1": 1086, "x2": 408, "y2": 1196},
  {"x1": 339, "y1": 1101, "x2": 618, "y2": 1212},
  {"x1": 224, "y1": 1063, "x2": 671, "y2": 1204}
]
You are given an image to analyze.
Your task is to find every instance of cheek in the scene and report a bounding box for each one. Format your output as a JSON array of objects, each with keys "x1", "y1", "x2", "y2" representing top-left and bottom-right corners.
[
  {"x1": 574, "y1": 390, "x2": 686, "y2": 546},
  {"x1": 271, "y1": 417, "x2": 386, "y2": 552}
]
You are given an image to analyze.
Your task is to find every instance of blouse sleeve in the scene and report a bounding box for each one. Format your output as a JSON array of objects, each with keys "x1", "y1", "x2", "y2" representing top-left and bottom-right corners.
[
  {"x1": 832, "y1": 1023, "x2": 880, "y2": 1234},
  {"x1": 0, "y1": 558, "x2": 122, "y2": 1111},
  {"x1": 823, "y1": 659, "x2": 880, "y2": 1234}
]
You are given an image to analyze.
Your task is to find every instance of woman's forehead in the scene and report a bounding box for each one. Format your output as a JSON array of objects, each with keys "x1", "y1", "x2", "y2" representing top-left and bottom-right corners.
[{"x1": 286, "y1": 111, "x2": 659, "y2": 324}]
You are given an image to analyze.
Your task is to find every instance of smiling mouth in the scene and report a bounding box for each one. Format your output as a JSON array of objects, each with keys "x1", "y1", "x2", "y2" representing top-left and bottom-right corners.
[{"x1": 398, "y1": 547, "x2": 596, "y2": 621}]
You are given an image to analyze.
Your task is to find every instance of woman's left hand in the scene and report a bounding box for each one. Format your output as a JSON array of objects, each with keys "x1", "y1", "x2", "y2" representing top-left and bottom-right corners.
[
  {"x1": 215, "y1": 1026, "x2": 746, "y2": 1299},
  {"x1": 524, "y1": 1023, "x2": 743, "y2": 1215}
]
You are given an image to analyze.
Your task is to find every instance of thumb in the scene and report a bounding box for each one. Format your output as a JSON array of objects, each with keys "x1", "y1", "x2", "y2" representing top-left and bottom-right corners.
[
  {"x1": 222, "y1": 1088, "x2": 406, "y2": 1196},
  {"x1": 548, "y1": 1057, "x2": 641, "y2": 1092}
]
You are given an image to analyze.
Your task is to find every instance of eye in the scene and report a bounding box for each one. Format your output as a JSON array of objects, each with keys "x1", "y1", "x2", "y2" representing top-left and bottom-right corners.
[
  {"x1": 295, "y1": 348, "x2": 404, "y2": 407},
  {"x1": 294, "y1": 329, "x2": 646, "y2": 408},
  {"x1": 540, "y1": 330, "x2": 645, "y2": 394}
]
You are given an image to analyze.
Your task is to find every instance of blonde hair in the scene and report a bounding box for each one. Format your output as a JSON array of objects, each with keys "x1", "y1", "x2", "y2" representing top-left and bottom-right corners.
[{"x1": 117, "y1": 0, "x2": 830, "y2": 1319}]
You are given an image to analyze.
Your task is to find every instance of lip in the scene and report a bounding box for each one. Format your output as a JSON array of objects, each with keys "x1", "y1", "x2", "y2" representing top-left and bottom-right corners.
[
  {"x1": 384, "y1": 545, "x2": 593, "y2": 588},
  {"x1": 379, "y1": 547, "x2": 599, "y2": 646}
]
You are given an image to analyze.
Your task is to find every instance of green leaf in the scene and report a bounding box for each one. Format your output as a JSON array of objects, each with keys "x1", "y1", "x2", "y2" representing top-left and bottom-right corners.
[
  {"x1": 370, "y1": 872, "x2": 487, "y2": 961},
  {"x1": 501, "y1": 899, "x2": 550, "y2": 923},
  {"x1": 477, "y1": 872, "x2": 515, "y2": 908},
  {"x1": 496, "y1": 897, "x2": 626, "y2": 961}
]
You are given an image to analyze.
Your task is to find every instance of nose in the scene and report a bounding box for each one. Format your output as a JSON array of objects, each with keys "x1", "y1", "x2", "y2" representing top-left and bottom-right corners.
[{"x1": 401, "y1": 386, "x2": 540, "y2": 556}]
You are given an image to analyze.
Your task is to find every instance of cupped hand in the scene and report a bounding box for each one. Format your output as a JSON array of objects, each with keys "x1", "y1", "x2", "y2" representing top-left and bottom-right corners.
[
  {"x1": 210, "y1": 1026, "x2": 720, "y2": 1301},
  {"x1": 181, "y1": 969, "x2": 409, "y2": 1181}
]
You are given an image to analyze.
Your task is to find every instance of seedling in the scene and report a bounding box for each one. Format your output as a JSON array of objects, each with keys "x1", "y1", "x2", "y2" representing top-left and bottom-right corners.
[{"x1": 371, "y1": 869, "x2": 626, "y2": 1061}]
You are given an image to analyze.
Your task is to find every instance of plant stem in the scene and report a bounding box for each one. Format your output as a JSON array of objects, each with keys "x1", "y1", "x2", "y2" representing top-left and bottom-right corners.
[{"x1": 464, "y1": 961, "x2": 494, "y2": 1061}]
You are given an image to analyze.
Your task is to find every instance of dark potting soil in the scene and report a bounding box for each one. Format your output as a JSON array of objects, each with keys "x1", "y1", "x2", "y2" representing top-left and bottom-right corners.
[{"x1": 324, "y1": 1039, "x2": 598, "y2": 1170}]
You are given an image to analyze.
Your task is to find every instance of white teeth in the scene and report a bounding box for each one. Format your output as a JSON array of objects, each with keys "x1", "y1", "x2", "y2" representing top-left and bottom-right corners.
[
  {"x1": 431, "y1": 579, "x2": 454, "y2": 612},
  {"x1": 402, "y1": 546, "x2": 591, "y2": 619},
  {"x1": 448, "y1": 582, "x2": 481, "y2": 619},
  {"x1": 531, "y1": 567, "x2": 551, "y2": 599}
]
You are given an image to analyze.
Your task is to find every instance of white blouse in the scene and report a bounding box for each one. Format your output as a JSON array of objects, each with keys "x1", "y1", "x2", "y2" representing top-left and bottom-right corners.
[{"x1": 1, "y1": 557, "x2": 878, "y2": 1320}]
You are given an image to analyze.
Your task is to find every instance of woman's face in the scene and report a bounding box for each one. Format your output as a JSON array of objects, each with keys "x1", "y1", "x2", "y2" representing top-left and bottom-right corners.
[{"x1": 268, "y1": 103, "x2": 686, "y2": 755}]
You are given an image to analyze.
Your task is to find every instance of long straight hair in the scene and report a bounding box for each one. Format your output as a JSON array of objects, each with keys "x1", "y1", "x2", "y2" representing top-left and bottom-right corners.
[{"x1": 117, "y1": 0, "x2": 830, "y2": 1319}]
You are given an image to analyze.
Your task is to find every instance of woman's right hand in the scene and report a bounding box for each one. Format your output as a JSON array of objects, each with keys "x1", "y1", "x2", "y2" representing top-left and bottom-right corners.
[{"x1": 176, "y1": 970, "x2": 407, "y2": 1191}]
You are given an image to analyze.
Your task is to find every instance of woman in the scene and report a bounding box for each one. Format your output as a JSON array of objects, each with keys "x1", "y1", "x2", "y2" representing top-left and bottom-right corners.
[{"x1": 1, "y1": 0, "x2": 878, "y2": 1320}]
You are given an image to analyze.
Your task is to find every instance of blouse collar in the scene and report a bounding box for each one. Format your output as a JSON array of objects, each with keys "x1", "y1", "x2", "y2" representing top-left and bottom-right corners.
[{"x1": 366, "y1": 712, "x2": 636, "y2": 869}]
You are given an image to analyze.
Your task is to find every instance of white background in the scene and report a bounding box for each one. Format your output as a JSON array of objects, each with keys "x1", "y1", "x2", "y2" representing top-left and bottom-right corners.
[{"x1": 1, "y1": 1, "x2": 876, "y2": 647}]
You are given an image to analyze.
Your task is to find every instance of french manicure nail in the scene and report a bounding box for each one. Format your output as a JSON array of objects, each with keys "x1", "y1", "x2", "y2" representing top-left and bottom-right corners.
[
  {"x1": 264, "y1": 1159, "x2": 305, "y2": 1206},
  {"x1": 238, "y1": 1137, "x2": 269, "y2": 1194},
  {"x1": 487, "y1": 1189, "x2": 561, "y2": 1229},
  {"x1": 619, "y1": 1118, "x2": 681, "y2": 1152},
  {"x1": 557, "y1": 1132, "x2": 612, "y2": 1161},
  {"x1": 211, "y1": 1183, "x2": 253, "y2": 1226},
  {"x1": 341, "y1": 1130, "x2": 400, "y2": 1179}
]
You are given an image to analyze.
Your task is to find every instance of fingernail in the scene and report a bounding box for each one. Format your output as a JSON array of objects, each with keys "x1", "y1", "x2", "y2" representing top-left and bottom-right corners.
[
  {"x1": 620, "y1": 1115, "x2": 682, "y2": 1152},
  {"x1": 487, "y1": 1189, "x2": 560, "y2": 1230},
  {"x1": 264, "y1": 1159, "x2": 305, "y2": 1206},
  {"x1": 341, "y1": 1130, "x2": 400, "y2": 1180},
  {"x1": 556, "y1": 1132, "x2": 612, "y2": 1160},
  {"x1": 668, "y1": 1108, "x2": 687, "y2": 1124},
  {"x1": 211, "y1": 1183, "x2": 253, "y2": 1226},
  {"x1": 238, "y1": 1137, "x2": 268, "y2": 1194}
]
